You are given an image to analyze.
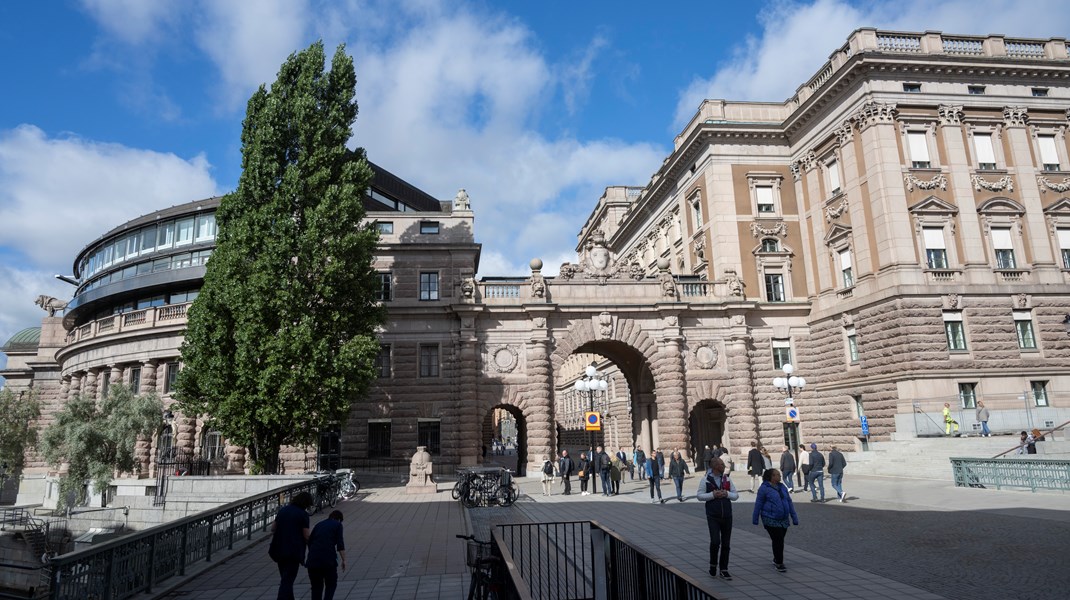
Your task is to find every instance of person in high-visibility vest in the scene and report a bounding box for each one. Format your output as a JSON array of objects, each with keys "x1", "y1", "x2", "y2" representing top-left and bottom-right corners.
[{"x1": 942, "y1": 403, "x2": 960, "y2": 436}]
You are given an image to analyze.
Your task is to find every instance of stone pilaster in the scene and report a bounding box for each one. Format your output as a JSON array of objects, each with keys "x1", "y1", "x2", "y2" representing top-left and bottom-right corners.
[
  {"x1": 140, "y1": 360, "x2": 157, "y2": 394},
  {"x1": 457, "y1": 338, "x2": 480, "y2": 465},
  {"x1": 523, "y1": 337, "x2": 554, "y2": 476},
  {"x1": 1003, "y1": 106, "x2": 1061, "y2": 282},
  {"x1": 723, "y1": 335, "x2": 758, "y2": 461},
  {"x1": 84, "y1": 369, "x2": 98, "y2": 400},
  {"x1": 653, "y1": 335, "x2": 689, "y2": 460},
  {"x1": 68, "y1": 373, "x2": 82, "y2": 398},
  {"x1": 60, "y1": 376, "x2": 70, "y2": 401}
]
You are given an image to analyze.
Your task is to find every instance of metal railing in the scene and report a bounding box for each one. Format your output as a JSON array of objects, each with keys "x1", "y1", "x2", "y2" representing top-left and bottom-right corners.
[
  {"x1": 46, "y1": 477, "x2": 320, "y2": 600},
  {"x1": 346, "y1": 457, "x2": 459, "y2": 478},
  {"x1": 909, "y1": 392, "x2": 1066, "y2": 437},
  {"x1": 951, "y1": 457, "x2": 1070, "y2": 492},
  {"x1": 496, "y1": 520, "x2": 717, "y2": 600}
]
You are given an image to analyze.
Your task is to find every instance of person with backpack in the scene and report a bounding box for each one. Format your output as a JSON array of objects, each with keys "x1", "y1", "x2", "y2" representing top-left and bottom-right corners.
[
  {"x1": 697, "y1": 457, "x2": 738, "y2": 580},
  {"x1": 540, "y1": 455, "x2": 555, "y2": 497}
]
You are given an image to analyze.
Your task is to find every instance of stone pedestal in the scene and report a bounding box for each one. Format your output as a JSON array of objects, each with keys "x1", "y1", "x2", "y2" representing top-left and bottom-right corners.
[{"x1": 406, "y1": 446, "x2": 437, "y2": 494}]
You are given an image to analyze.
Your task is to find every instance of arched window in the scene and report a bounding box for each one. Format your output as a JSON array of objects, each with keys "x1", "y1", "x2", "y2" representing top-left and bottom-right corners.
[{"x1": 761, "y1": 238, "x2": 780, "y2": 253}]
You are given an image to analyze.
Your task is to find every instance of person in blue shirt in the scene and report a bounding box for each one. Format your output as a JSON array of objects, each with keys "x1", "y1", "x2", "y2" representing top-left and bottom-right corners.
[
  {"x1": 268, "y1": 491, "x2": 313, "y2": 600},
  {"x1": 696, "y1": 457, "x2": 738, "y2": 580},
  {"x1": 306, "y1": 510, "x2": 347, "y2": 600},
  {"x1": 751, "y1": 468, "x2": 799, "y2": 573}
]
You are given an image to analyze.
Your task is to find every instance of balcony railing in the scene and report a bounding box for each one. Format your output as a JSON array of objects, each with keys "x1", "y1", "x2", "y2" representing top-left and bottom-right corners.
[
  {"x1": 484, "y1": 284, "x2": 522, "y2": 299},
  {"x1": 995, "y1": 269, "x2": 1029, "y2": 283},
  {"x1": 926, "y1": 269, "x2": 962, "y2": 283},
  {"x1": 679, "y1": 282, "x2": 709, "y2": 297},
  {"x1": 66, "y1": 303, "x2": 193, "y2": 345}
]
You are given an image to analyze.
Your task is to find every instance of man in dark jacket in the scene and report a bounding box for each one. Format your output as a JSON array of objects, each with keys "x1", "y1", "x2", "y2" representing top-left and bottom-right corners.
[
  {"x1": 634, "y1": 447, "x2": 647, "y2": 481},
  {"x1": 746, "y1": 443, "x2": 764, "y2": 492},
  {"x1": 654, "y1": 447, "x2": 666, "y2": 479},
  {"x1": 827, "y1": 446, "x2": 847, "y2": 503},
  {"x1": 779, "y1": 445, "x2": 797, "y2": 492},
  {"x1": 269, "y1": 491, "x2": 313, "y2": 600},
  {"x1": 700, "y1": 444, "x2": 714, "y2": 471},
  {"x1": 595, "y1": 446, "x2": 611, "y2": 496},
  {"x1": 559, "y1": 450, "x2": 575, "y2": 495},
  {"x1": 807, "y1": 443, "x2": 826, "y2": 502},
  {"x1": 696, "y1": 458, "x2": 738, "y2": 580}
]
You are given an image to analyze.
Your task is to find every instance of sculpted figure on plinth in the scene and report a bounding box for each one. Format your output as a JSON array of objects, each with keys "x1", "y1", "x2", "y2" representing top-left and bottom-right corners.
[{"x1": 406, "y1": 446, "x2": 437, "y2": 494}]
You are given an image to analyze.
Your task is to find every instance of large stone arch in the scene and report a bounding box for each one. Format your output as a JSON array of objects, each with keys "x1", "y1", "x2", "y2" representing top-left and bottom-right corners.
[{"x1": 475, "y1": 386, "x2": 529, "y2": 475}]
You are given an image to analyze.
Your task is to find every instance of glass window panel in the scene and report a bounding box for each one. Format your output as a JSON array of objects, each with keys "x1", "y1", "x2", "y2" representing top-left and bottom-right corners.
[
  {"x1": 1016, "y1": 320, "x2": 1036, "y2": 349},
  {"x1": 420, "y1": 221, "x2": 440, "y2": 234},
  {"x1": 908, "y1": 132, "x2": 930, "y2": 165},
  {"x1": 958, "y1": 383, "x2": 976, "y2": 408},
  {"x1": 153, "y1": 258, "x2": 172, "y2": 272},
  {"x1": 764, "y1": 273, "x2": 785, "y2": 302},
  {"x1": 945, "y1": 321, "x2": 967, "y2": 351},
  {"x1": 756, "y1": 186, "x2": 775, "y2": 213},
  {"x1": 140, "y1": 225, "x2": 156, "y2": 253},
  {"x1": 175, "y1": 217, "x2": 194, "y2": 246},
  {"x1": 974, "y1": 134, "x2": 996, "y2": 167},
  {"x1": 1038, "y1": 135, "x2": 1059, "y2": 166},
  {"x1": 173, "y1": 253, "x2": 192, "y2": 269},
  {"x1": 420, "y1": 272, "x2": 439, "y2": 301},
  {"x1": 126, "y1": 233, "x2": 141, "y2": 259},
  {"x1": 136, "y1": 261, "x2": 152, "y2": 275},
  {"x1": 375, "y1": 345, "x2": 391, "y2": 378},
  {"x1": 419, "y1": 344, "x2": 439, "y2": 377},
  {"x1": 376, "y1": 222, "x2": 394, "y2": 234},
  {"x1": 1031, "y1": 381, "x2": 1049, "y2": 406},
  {"x1": 157, "y1": 221, "x2": 175, "y2": 249},
  {"x1": 195, "y1": 213, "x2": 217, "y2": 242}
]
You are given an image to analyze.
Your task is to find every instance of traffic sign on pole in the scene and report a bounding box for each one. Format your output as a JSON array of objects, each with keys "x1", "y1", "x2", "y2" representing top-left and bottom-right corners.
[
  {"x1": 785, "y1": 406, "x2": 801, "y2": 423},
  {"x1": 585, "y1": 412, "x2": 602, "y2": 431}
]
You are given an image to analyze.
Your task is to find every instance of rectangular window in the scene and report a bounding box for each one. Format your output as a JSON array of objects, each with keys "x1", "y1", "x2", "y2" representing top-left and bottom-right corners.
[
  {"x1": 419, "y1": 272, "x2": 439, "y2": 301},
  {"x1": 691, "y1": 198, "x2": 703, "y2": 228},
  {"x1": 944, "y1": 311, "x2": 967, "y2": 351},
  {"x1": 376, "y1": 272, "x2": 392, "y2": 301},
  {"x1": 194, "y1": 213, "x2": 217, "y2": 242},
  {"x1": 923, "y1": 227, "x2": 948, "y2": 269},
  {"x1": 974, "y1": 134, "x2": 997, "y2": 170},
  {"x1": 152, "y1": 258, "x2": 172, "y2": 272},
  {"x1": 764, "y1": 273, "x2": 785, "y2": 302},
  {"x1": 771, "y1": 340, "x2": 792, "y2": 370},
  {"x1": 165, "y1": 362, "x2": 179, "y2": 394},
  {"x1": 1058, "y1": 228, "x2": 1070, "y2": 269},
  {"x1": 368, "y1": 421, "x2": 391, "y2": 458},
  {"x1": 846, "y1": 328, "x2": 860, "y2": 363},
  {"x1": 755, "y1": 186, "x2": 775, "y2": 214},
  {"x1": 175, "y1": 217, "x2": 195, "y2": 246},
  {"x1": 100, "y1": 372, "x2": 110, "y2": 394},
  {"x1": 126, "y1": 233, "x2": 140, "y2": 260},
  {"x1": 908, "y1": 132, "x2": 931, "y2": 168},
  {"x1": 826, "y1": 160, "x2": 841, "y2": 195},
  {"x1": 129, "y1": 366, "x2": 142, "y2": 393},
  {"x1": 418, "y1": 419, "x2": 442, "y2": 455},
  {"x1": 1032, "y1": 88, "x2": 1049, "y2": 97},
  {"x1": 375, "y1": 344, "x2": 391, "y2": 378},
  {"x1": 376, "y1": 221, "x2": 394, "y2": 235},
  {"x1": 1038, "y1": 135, "x2": 1060, "y2": 171},
  {"x1": 839, "y1": 249, "x2": 854, "y2": 288},
  {"x1": 1014, "y1": 311, "x2": 1037, "y2": 349},
  {"x1": 1031, "y1": 381, "x2": 1049, "y2": 407},
  {"x1": 968, "y1": 85, "x2": 986, "y2": 95},
  {"x1": 157, "y1": 221, "x2": 175, "y2": 249},
  {"x1": 140, "y1": 225, "x2": 157, "y2": 254},
  {"x1": 419, "y1": 344, "x2": 440, "y2": 378},
  {"x1": 958, "y1": 383, "x2": 977, "y2": 408},
  {"x1": 420, "y1": 221, "x2": 440, "y2": 235},
  {"x1": 992, "y1": 228, "x2": 1016, "y2": 269},
  {"x1": 903, "y1": 83, "x2": 921, "y2": 93}
]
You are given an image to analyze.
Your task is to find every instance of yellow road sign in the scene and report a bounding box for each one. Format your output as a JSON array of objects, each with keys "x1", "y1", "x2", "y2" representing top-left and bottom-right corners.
[{"x1": 584, "y1": 412, "x2": 602, "y2": 431}]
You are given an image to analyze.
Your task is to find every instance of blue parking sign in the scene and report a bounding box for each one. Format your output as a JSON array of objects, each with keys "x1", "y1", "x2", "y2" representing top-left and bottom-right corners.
[{"x1": 860, "y1": 415, "x2": 870, "y2": 436}]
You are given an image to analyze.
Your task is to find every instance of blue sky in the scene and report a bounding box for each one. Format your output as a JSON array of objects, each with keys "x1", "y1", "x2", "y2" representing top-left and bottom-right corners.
[{"x1": 1, "y1": 0, "x2": 1068, "y2": 362}]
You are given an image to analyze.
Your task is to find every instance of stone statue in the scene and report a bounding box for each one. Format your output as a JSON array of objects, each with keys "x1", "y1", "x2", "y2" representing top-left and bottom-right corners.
[
  {"x1": 406, "y1": 446, "x2": 436, "y2": 494},
  {"x1": 531, "y1": 274, "x2": 546, "y2": 298},
  {"x1": 454, "y1": 189, "x2": 471, "y2": 211},
  {"x1": 35, "y1": 295, "x2": 69, "y2": 317},
  {"x1": 658, "y1": 271, "x2": 677, "y2": 299},
  {"x1": 723, "y1": 269, "x2": 744, "y2": 297},
  {"x1": 460, "y1": 277, "x2": 476, "y2": 299}
]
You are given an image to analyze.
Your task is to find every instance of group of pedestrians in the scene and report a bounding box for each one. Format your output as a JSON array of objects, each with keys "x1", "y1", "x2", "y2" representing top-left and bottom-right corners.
[
  {"x1": 269, "y1": 492, "x2": 347, "y2": 600},
  {"x1": 542, "y1": 445, "x2": 703, "y2": 503}
]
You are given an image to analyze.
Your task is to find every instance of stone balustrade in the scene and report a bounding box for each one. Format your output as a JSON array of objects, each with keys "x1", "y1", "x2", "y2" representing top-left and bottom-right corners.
[{"x1": 64, "y1": 302, "x2": 192, "y2": 345}]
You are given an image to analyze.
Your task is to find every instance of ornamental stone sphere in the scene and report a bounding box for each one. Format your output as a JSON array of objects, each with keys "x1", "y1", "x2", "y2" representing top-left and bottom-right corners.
[
  {"x1": 656, "y1": 257, "x2": 670, "y2": 271},
  {"x1": 530, "y1": 258, "x2": 543, "y2": 271}
]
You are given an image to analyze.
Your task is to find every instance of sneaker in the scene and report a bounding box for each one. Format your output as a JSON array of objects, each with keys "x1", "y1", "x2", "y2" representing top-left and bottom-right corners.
[
  {"x1": 678, "y1": 497, "x2": 684, "y2": 502},
  {"x1": 651, "y1": 499, "x2": 658, "y2": 504},
  {"x1": 660, "y1": 498, "x2": 666, "y2": 504},
  {"x1": 708, "y1": 567, "x2": 717, "y2": 578},
  {"x1": 810, "y1": 498, "x2": 821, "y2": 503},
  {"x1": 775, "y1": 563, "x2": 787, "y2": 573},
  {"x1": 840, "y1": 491, "x2": 847, "y2": 503},
  {"x1": 719, "y1": 570, "x2": 733, "y2": 581}
]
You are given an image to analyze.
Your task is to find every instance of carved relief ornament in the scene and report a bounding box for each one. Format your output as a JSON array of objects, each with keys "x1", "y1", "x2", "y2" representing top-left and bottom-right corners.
[
  {"x1": 1037, "y1": 176, "x2": 1070, "y2": 193},
  {"x1": 972, "y1": 175, "x2": 1014, "y2": 193},
  {"x1": 692, "y1": 342, "x2": 719, "y2": 370},
  {"x1": 937, "y1": 104, "x2": 964, "y2": 126},
  {"x1": 834, "y1": 121, "x2": 854, "y2": 146},
  {"x1": 750, "y1": 221, "x2": 788, "y2": 238},
  {"x1": 557, "y1": 229, "x2": 641, "y2": 284},
  {"x1": 596, "y1": 312, "x2": 614, "y2": 339},
  {"x1": 904, "y1": 173, "x2": 948, "y2": 192},
  {"x1": 487, "y1": 345, "x2": 519, "y2": 373},
  {"x1": 825, "y1": 198, "x2": 849, "y2": 222},
  {"x1": 852, "y1": 102, "x2": 898, "y2": 130},
  {"x1": 1003, "y1": 106, "x2": 1029, "y2": 128}
]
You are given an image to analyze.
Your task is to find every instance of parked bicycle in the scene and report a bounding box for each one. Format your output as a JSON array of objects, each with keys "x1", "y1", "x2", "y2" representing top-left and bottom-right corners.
[
  {"x1": 457, "y1": 533, "x2": 506, "y2": 600},
  {"x1": 306, "y1": 474, "x2": 339, "y2": 515},
  {"x1": 453, "y1": 467, "x2": 518, "y2": 508},
  {"x1": 336, "y1": 468, "x2": 360, "y2": 500}
]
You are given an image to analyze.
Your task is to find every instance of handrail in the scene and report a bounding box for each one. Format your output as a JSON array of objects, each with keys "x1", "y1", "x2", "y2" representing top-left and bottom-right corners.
[
  {"x1": 992, "y1": 420, "x2": 1070, "y2": 458},
  {"x1": 491, "y1": 528, "x2": 535, "y2": 600},
  {"x1": 591, "y1": 520, "x2": 717, "y2": 599}
]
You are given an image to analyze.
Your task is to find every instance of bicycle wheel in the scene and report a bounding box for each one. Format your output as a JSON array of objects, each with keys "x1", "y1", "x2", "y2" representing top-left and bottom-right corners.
[
  {"x1": 351, "y1": 478, "x2": 360, "y2": 494},
  {"x1": 452, "y1": 480, "x2": 466, "y2": 501}
]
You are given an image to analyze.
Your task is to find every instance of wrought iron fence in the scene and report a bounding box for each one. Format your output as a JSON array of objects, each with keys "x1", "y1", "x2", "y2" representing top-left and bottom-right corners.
[
  {"x1": 951, "y1": 457, "x2": 1070, "y2": 492},
  {"x1": 154, "y1": 454, "x2": 214, "y2": 506},
  {"x1": 46, "y1": 477, "x2": 319, "y2": 600}
]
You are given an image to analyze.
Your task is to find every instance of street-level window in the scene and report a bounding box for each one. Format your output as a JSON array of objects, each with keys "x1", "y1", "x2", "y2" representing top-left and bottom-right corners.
[
  {"x1": 368, "y1": 421, "x2": 391, "y2": 458},
  {"x1": 1014, "y1": 311, "x2": 1037, "y2": 350},
  {"x1": 991, "y1": 228, "x2": 1016, "y2": 269},
  {"x1": 764, "y1": 273, "x2": 785, "y2": 302},
  {"x1": 419, "y1": 272, "x2": 439, "y2": 301},
  {"x1": 419, "y1": 344, "x2": 440, "y2": 378},
  {"x1": 924, "y1": 227, "x2": 948, "y2": 269},
  {"x1": 846, "y1": 328, "x2": 860, "y2": 363},
  {"x1": 202, "y1": 431, "x2": 224, "y2": 461},
  {"x1": 839, "y1": 249, "x2": 854, "y2": 288},
  {"x1": 944, "y1": 311, "x2": 967, "y2": 351},
  {"x1": 1031, "y1": 381, "x2": 1049, "y2": 407},
  {"x1": 958, "y1": 383, "x2": 977, "y2": 409},
  {"x1": 974, "y1": 134, "x2": 996, "y2": 170},
  {"x1": 772, "y1": 340, "x2": 792, "y2": 370},
  {"x1": 418, "y1": 419, "x2": 442, "y2": 454},
  {"x1": 908, "y1": 132, "x2": 931, "y2": 169},
  {"x1": 376, "y1": 272, "x2": 392, "y2": 301},
  {"x1": 1038, "y1": 135, "x2": 1060, "y2": 171},
  {"x1": 157, "y1": 425, "x2": 174, "y2": 461},
  {"x1": 375, "y1": 344, "x2": 391, "y2": 378}
]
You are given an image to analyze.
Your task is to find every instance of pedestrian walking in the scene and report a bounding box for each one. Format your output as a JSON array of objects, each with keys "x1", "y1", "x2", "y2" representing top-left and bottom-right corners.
[
  {"x1": 540, "y1": 455, "x2": 555, "y2": 496},
  {"x1": 751, "y1": 469, "x2": 798, "y2": 573},
  {"x1": 943, "y1": 402, "x2": 960, "y2": 436},
  {"x1": 646, "y1": 450, "x2": 665, "y2": 503},
  {"x1": 799, "y1": 444, "x2": 811, "y2": 492},
  {"x1": 779, "y1": 446, "x2": 796, "y2": 493},
  {"x1": 268, "y1": 491, "x2": 313, "y2": 600},
  {"x1": 806, "y1": 443, "x2": 826, "y2": 502},
  {"x1": 306, "y1": 509, "x2": 346, "y2": 600},
  {"x1": 747, "y1": 443, "x2": 764, "y2": 492},
  {"x1": 669, "y1": 451, "x2": 691, "y2": 501},
  {"x1": 577, "y1": 451, "x2": 592, "y2": 495},
  {"x1": 610, "y1": 455, "x2": 622, "y2": 495},
  {"x1": 761, "y1": 447, "x2": 773, "y2": 472},
  {"x1": 595, "y1": 446, "x2": 612, "y2": 496},
  {"x1": 699, "y1": 444, "x2": 713, "y2": 471},
  {"x1": 713, "y1": 444, "x2": 726, "y2": 459},
  {"x1": 655, "y1": 448, "x2": 666, "y2": 480},
  {"x1": 827, "y1": 446, "x2": 847, "y2": 502},
  {"x1": 975, "y1": 401, "x2": 991, "y2": 437},
  {"x1": 616, "y1": 447, "x2": 631, "y2": 481},
  {"x1": 634, "y1": 447, "x2": 647, "y2": 481},
  {"x1": 559, "y1": 450, "x2": 575, "y2": 496},
  {"x1": 697, "y1": 457, "x2": 738, "y2": 580}
]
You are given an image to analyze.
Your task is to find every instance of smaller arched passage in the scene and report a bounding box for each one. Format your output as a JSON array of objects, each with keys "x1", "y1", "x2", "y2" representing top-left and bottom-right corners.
[
  {"x1": 479, "y1": 404, "x2": 526, "y2": 476},
  {"x1": 689, "y1": 399, "x2": 728, "y2": 465}
]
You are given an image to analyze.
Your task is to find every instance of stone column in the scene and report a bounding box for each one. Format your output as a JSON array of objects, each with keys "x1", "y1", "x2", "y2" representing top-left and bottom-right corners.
[
  {"x1": 140, "y1": 360, "x2": 157, "y2": 394},
  {"x1": 68, "y1": 372, "x2": 82, "y2": 399},
  {"x1": 176, "y1": 416, "x2": 197, "y2": 458},
  {"x1": 110, "y1": 365, "x2": 122, "y2": 394},
  {"x1": 653, "y1": 320, "x2": 688, "y2": 459},
  {"x1": 84, "y1": 369, "x2": 98, "y2": 400},
  {"x1": 523, "y1": 330, "x2": 555, "y2": 476},
  {"x1": 453, "y1": 308, "x2": 482, "y2": 467},
  {"x1": 723, "y1": 333, "x2": 757, "y2": 461},
  {"x1": 60, "y1": 376, "x2": 70, "y2": 401}
]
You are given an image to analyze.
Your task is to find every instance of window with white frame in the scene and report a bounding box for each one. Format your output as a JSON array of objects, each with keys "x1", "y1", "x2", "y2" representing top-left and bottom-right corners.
[
  {"x1": 418, "y1": 344, "x2": 440, "y2": 378},
  {"x1": 845, "y1": 327, "x2": 860, "y2": 363},
  {"x1": 691, "y1": 194, "x2": 703, "y2": 229},
  {"x1": 991, "y1": 228, "x2": 1017, "y2": 269},
  {"x1": 826, "y1": 159, "x2": 841, "y2": 196},
  {"x1": 923, "y1": 227, "x2": 948, "y2": 269},
  {"x1": 771, "y1": 339, "x2": 792, "y2": 370},
  {"x1": 764, "y1": 272, "x2": 786, "y2": 302},
  {"x1": 1014, "y1": 311, "x2": 1037, "y2": 350},
  {"x1": 839, "y1": 248, "x2": 854, "y2": 288},
  {"x1": 958, "y1": 382, "x2": 977, "y2": 408},
  {"x1": 755, "y1": 186, "x2": 776, "y2": 215},
  {"x1": 973, "y1": 133, "x2": 997, "y2": 170},
  {"x1": 1058, "y1": 228, "x2": 1070, "y2": 269},
  {"x1": 907, "y1": 131, "x2": 931, "y2": 169},
  {"x1": 761, "y1": 238, "x2": 780, "y2": 253},
  {"x1": 1038, "y1": 135, "x2": 1061, "y2": 171},
  {"x1": 944, "y1": 311, "x2": 967, "y2": 351},
  {"x1": 1031, "y1": 381, "x2": 1049, "y2": 407}
]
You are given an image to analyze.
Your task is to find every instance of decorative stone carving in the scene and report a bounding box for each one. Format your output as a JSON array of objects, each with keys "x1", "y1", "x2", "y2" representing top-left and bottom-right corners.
[
  {"x1": 946, "y1": 294, "x2": 960, "y2": 309},
  {"x1": 723, "y1": 268, "x2": 744, "y2": 297},
  {"x1": 35, "y1": 295, "x2": 68, "y2": 317},
  {"x1": 825, "y1": 198, "x2": 849, "y2": 222},
  {"x1": 1037, "y1": 176, "x2": 1070, "y2": 193},
  {"x1": 692, "y1": 342, "x2": 719, "y2": 369},
  {"x1": 1015, "y1": 293, "x2": 1029, "y2": 309},
  {"x1": 453, "y1": 188, "x2": 471, "y2": 211},
  {"x1": 532, "y1": 317, "x2": 546, "y2": 328},
  {"x1": 557, "y1": 229, "x2": 641, "y2": 285},
  {"x1": 627, "y1": 262, "x2": 645, "y2": 281},
  {"x1": 1003, "y1": 106, "x2": 1029, "y2": 128},
  {"x1": 731, "y1": 314, "x2": 745, "y2": 326},
  {"x1": 558, "y1": 263, "x2": 579, "y2": 280},
  {"x1": 972, "y1": 175, "x2": 1014, "y2": 193},
  {"x1": 406, "y1": 446, "x2": 436, "y2": 494},
  {"x1": 596, "y1": 312, "x2": 613, "y2": 339},
  {"x1": 834, "y1": 121, "x2": 854, "y2": 146},
  {"x1": 693, "y1": 237, "x2": 706, "y2": 262},
  {"x1": 750, "y1": 221, "x2": 788, "y2": 238},
  {"x1": 904, "y1": 173, "x2": 948, "y2": 192},
  {"x1": 852, "y1": 102, "x2": 898, "y2": 129},
  {"x1": 460, "y1": 277, "x2": 476, "y2": 299},
  {"x1": 666, "y1": 315, "x2": 678, "y2": 327},
  {"x1": 461, "y1": 318, "x2": 474, "y2": 329},
  {"x1": 531, "y1": 274, "x2": 546, "y2": 298},
  {"x1": 840, "y1": 312, "x2": 854, "y2": 327},
  {"x1": 789, "y1": 161, "x2": 801, "y2": 181},
  {"x1": 658, "y1": 270, "x2": 677, "y2": 299},
  {"x1": 488, "y1": 345, "x2": 519, "y2": 373},
  {"x1": 937, "y1": 104, "x2": 964, "y2": 126}
]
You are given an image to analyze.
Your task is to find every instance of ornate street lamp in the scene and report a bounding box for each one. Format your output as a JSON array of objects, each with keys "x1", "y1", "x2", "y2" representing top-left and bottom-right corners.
[
  {"x1": 772, "y1": 363, "x2": 806, "y2": 488},
  {"x1": 574, "y1": 362, "x2": 608, "y2": 492}
]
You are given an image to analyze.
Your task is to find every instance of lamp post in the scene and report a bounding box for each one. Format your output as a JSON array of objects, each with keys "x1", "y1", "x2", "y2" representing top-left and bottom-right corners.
[
  {"x1": 773, "y1": 363, "x2": 806, "y2": 489},
  {"x1": 573, "y1": 363, "x2": 607, "y2": 455}
]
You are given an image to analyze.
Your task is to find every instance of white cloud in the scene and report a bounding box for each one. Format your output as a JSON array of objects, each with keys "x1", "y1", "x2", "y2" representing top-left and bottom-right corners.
[
  {"x1": 674, "y1": 0, "x2": 1070, "y2": 126},
  {"x1": 0, "y1": 265, "x2": 71, "y2": 363},
  {"x1": 80, "y1": 0, "x2": 181, "y2": 46}
]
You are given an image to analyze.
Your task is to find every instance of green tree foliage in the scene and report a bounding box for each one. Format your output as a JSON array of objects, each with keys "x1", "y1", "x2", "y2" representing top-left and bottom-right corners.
[
  {"x1": 40, "y1": 386, "x2": 162, "y2": 507},
  {"x1": 0, "y1": 387, "x2": 41, "y2": 475},
  {"x1": 176, "y1": 41, "x2": 384, "y2": 475}
]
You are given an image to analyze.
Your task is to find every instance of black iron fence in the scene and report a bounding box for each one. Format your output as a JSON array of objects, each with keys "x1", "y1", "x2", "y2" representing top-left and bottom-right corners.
[
  {"x1": 154, "y1": 454, "x2": 214, "y2": 507},
  {"x1": 47, "y1": 477, "x2": 320, "y2": 600},
  {"x1": 345, "y1": 457, "x2": 460, "y2": 478}
]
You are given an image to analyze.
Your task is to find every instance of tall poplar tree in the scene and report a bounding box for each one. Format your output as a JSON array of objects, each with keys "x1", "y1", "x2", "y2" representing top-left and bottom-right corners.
[{"x1": 177, "y1": 42, "x2": 383, "y2": 474}]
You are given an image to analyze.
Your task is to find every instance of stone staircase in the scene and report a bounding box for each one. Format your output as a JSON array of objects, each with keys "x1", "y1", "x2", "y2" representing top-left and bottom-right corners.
[{"x1": 843, "y1": 433, "x2": 1070, "y2": 480}]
